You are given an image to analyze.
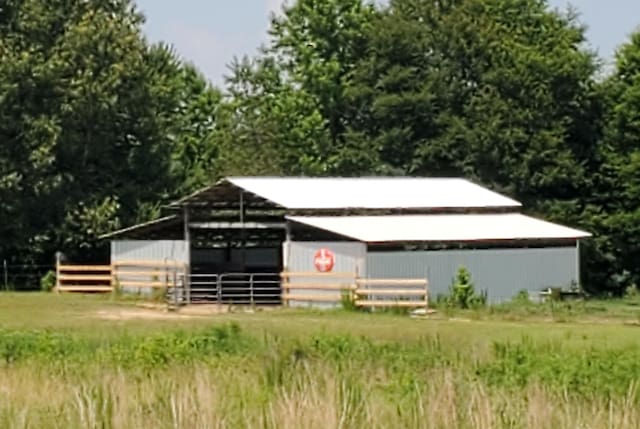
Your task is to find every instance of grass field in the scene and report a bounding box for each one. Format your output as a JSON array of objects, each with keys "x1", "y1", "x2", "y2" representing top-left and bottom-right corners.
[{"x1": 2, "y1": 293, "x2": 640, "y2": 428}]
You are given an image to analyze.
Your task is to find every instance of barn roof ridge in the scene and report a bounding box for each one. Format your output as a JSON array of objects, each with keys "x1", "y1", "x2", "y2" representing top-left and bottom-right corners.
[{"x1": 168, "y1": 176, "x2": 522, "y2": 211}]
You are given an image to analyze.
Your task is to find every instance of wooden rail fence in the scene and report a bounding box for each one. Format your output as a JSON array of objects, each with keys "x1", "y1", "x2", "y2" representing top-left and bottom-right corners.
[
  {"x1": 112, "y1": 260, "x2": 186, "y2": 290},
  {"x1": 280, "y1": 271, "x2": 356, "y2": 304},
  {"x1": 55, "y1": 260, "x2": 186, "y2": 293},
  {"x1": 280, "y1": 271, "x2": 429, "y2": 309},
  {"x1": 56, "y1": 264, "x2": 113, "y2": 292},
  {"x1": 354, "y1": 278, "x2": 428, "y2": 308},
  {"x1": 56, "y1": 264, "x2": 428, "y2": 310}
]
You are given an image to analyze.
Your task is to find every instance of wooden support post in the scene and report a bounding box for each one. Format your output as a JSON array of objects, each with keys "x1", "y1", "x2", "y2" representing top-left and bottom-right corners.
[
  {"x1": 425, "y1": 278, "x2": 429, "y2": 309},
  {"x1": 163, "y1": 259, "x2": 168, "y2": 303},
  {"x1": 55, "y1": 253, "x2": 61, "y2": 293},
  {"x1": 576, "y1": 240, "x2": 581, "y2": 291},
  {"x1": 110, "y1": 264, "x2": 116, "y2": 294},
  {"x1": 183, "y1": 207, "x2": 191, "y2": 305},
  {"x1": 282, "y1": 272, "x2": 289, "y2": 307}
]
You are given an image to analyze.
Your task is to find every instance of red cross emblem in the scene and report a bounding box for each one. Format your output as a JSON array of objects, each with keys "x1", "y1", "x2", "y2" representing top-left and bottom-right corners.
[{"x1": 313, "y1": 248, "x2": 335, "y2": 273}]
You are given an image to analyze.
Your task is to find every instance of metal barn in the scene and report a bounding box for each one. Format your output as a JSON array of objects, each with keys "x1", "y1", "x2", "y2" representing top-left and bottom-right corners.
[{"x1": 102, "y1": 177, "x2": 590, "y2": 305}]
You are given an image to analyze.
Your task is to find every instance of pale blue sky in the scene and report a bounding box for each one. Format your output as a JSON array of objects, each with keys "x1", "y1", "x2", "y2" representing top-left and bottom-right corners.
[{"x1": 136, "y1": 0, "x2": 640, "y2": 86}]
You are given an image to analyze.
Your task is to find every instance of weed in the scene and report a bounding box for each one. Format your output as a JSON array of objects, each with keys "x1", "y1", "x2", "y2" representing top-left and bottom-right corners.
[
  {"x1": 440, "y1": 266, "x2": 487, "y2": 309},
  {"x1": 40, "y1": 270, "x2": 56, "y2": 292},
  {"x1": 340, "y1": 289, "x2": 357, "y2": 312}
]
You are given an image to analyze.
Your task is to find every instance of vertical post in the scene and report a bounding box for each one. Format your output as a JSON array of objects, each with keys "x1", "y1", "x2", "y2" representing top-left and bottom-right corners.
[
  {"x1": 216, "y1": 274, "x2": 222, "y2": 307},
  {"x1": 351, "y1": 265, "x2": 359, "y2": 307},
  {"x1": 173, "y1": 267, "x2": 179, "y2": 307},
  {"x1": 249, "y1": 274, "x2": 254, "y2": 307},
  {"x1": 284, "y1": 221, "x2": 292, "y2": 271},
  {"x1": 110, "y1": 263, "x2": 116, "y2": 295},
  {"x1": 163, "y1": 258, "x2": 168, "y2": 305},
  {"x1": 281, "y1": 221, "x2": 292, "y2": 308},
  {"x1": 55, "y1": 253, "x2": 61, "y2": 293},
  {"x1": 576, "y1": 240, "x2": 581, "y2": 291},
  {"x1": 183, "y1": 207, "x2": 191, "y2": 305},
  {"x1": 425, "y1": 278, "x2": 429, "y2": 309},
  {"x1": 109, "y1": 241, "x2": 115, "y2": 294},
  {"x1": 2, "y1": 259, "x2": 7, "y2": 291},
  {"x1": 425, "y1": 267, "x2": 430, "y2": 309},
  {"x1": 239, "y1": 190, "x2": 246, "y2": 270}
]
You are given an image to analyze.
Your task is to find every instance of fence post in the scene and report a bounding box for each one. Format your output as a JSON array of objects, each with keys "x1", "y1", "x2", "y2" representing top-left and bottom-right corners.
[
  {"x1": 249, "y1": 274, "x2": 255, "y2": 307},
  {"x1": 2, "y1": 260, "x2": 7, "y2": 291},
  {"x1": 281, "y1": 272, "x2": 288, "y2": 307},
  {"x1": 184, "y1": 264, "x2": 191, "y2": 305},
  {"x1": 110, "y1": 263, "x2": 116, "y2": 295},
  {"x1": 216, "y1": 274, "x2": 222, "y2": 307},
  {"x1": 163, "y1": 259, "x2": 169, "y2": 305},
  {"x1": 352, "y1": 269, "x2": 359, "y2": 306},
  {"x1": 172, "y1": 268, "x2": 177, "y2": 307},
  {"x1": 55, "y1": 253, "x2": 61, "y2": 293},
  {"x1": 425, "y1": 278, "x2": 429, "y2": 309}
]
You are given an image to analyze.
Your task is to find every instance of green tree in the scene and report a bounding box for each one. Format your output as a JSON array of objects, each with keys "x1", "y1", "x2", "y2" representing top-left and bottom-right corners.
[
  {"x1": 169, "y1": 63, "x2": 223, "y2": 195},
  {"x1": 0, "y1": 0, "x2": 217, "y2": 264},
  {"x1": 595, "y1": 31, "x2": 640, "y2": 293},
  {"x1": 347, "y1": 0, "x2": 599, "y2": 200},
  {"x1": 219, "y1": 0, "x2": 379, "y2": 176},
  {"x1": 215, "y1": 56, "x2": 327, "y2": 176}
]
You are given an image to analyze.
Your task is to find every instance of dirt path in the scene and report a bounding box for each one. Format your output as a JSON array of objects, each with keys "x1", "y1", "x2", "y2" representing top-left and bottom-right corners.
[{"x1": 92, "y1": 303, "x2": 240, "y2": 321}]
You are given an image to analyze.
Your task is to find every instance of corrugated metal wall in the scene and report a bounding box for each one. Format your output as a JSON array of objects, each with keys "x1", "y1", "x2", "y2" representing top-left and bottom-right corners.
[
  {"x1": 111, "y1": 240, "x2": 188, "y2": 264},
  {"x1": 110, "y1": 240, "x2": 188, "y2": 296},
  {"x1": 367, "y1": 247, "x2": 578, "y2": 303},
  {"x1": 285, "y1": 241, "x2": 366, "y2": 308},
  {"x1": 286, "y1": 241, "x2": 366, "y2": 275}
]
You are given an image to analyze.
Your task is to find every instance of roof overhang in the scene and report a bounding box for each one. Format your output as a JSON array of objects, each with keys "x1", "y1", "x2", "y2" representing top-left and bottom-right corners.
[
  {"x1": 168, "y1": 178, "x2": 276, "y2": 209},
  {"x1": 99, "y1": 215, "x2": 181, "y2": 239},
  {"x1": 286, "y1": 214, "x2": 591, "y2": 243}
]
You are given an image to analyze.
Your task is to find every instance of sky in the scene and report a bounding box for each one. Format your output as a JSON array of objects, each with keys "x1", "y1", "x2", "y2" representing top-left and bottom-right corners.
[{"x1": 136, "y1": 0, "x2": 640, "y2": 86}]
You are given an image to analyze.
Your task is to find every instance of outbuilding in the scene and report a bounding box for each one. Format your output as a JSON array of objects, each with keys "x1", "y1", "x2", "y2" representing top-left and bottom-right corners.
[{"x1": 103, "y1": 177, "x2": 590, "y2": 304}]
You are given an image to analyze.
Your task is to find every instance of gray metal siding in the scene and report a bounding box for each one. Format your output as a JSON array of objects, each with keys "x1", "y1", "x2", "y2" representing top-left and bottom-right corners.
[
  {"x1": 366, "y1": 247, "x2": 578, "y2": 303},
  {"x1": 285, "y1": 241, "x2": 366, "y2": 308},
  {"x1": 111, "y1": 240, "x2": 188, "y2": 264},
  {"x1": 110, "y1": 240, "x2": 188, "y2": 296},
  {"x1": 286, "y1": 242, "x2": 366, "y2": 275}
]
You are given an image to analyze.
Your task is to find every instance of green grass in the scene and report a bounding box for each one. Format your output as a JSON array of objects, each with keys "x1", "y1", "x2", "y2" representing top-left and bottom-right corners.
[{"x1": 2, "y1": 292, "x2": 640, "y2": 428}]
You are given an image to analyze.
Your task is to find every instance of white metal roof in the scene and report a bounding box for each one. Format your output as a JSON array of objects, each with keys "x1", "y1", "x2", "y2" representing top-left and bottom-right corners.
[
  {"x1": 287, "y1": 213, "x2": 591, "y2": 243},
  {"x1": 227, "y1": 177, "x2": 521, "y2": 210}
]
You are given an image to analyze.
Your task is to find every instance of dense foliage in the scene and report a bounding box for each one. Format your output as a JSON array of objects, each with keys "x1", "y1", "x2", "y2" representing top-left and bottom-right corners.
[
  {"x1": 1, "y1": 0, "x2": 640, "y2": 294},
  {"x1": 0, "y1": 0, "x2": 219, "y2": 264}
]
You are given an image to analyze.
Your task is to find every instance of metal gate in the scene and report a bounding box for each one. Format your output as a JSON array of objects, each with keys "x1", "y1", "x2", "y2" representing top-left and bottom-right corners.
[{"x1": 171, "y1": 272, "x2": 281, "y2": 306}]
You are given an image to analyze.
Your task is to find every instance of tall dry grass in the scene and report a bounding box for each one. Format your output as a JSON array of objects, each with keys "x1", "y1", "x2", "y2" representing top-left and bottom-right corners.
[
  {"x1": 2, "y1": 363, "x2": 640, "y2": 429},
  {"x1": 1, "y1": 320, "x2": 640, "y2": 428}
]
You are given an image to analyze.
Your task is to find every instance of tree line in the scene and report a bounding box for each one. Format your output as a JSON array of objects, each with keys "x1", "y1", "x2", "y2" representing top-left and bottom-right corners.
[{"x1": 1, "y1": 0, "x2": 639, "y2": 294}]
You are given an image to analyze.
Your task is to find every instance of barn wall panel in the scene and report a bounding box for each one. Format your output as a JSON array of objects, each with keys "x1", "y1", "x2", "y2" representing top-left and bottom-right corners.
[
  {"x1": 366, "y1": 247, "x2": 578, "y2": 303},
  {"x1": 111, "y1": 240, "x2": 188, "y2": 264},
  {"x1": 285, "y1": 241, "x2": 366, "y2": 308}
]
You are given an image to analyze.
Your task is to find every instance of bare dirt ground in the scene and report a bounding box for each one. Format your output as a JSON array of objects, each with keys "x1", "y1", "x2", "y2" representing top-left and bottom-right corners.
[
  {"x1": 94, "y1": 308, "x2": 198, "y2": 321},
  {"x1": 92, "y1": 303, "x2": 268, "y2": 321}
]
